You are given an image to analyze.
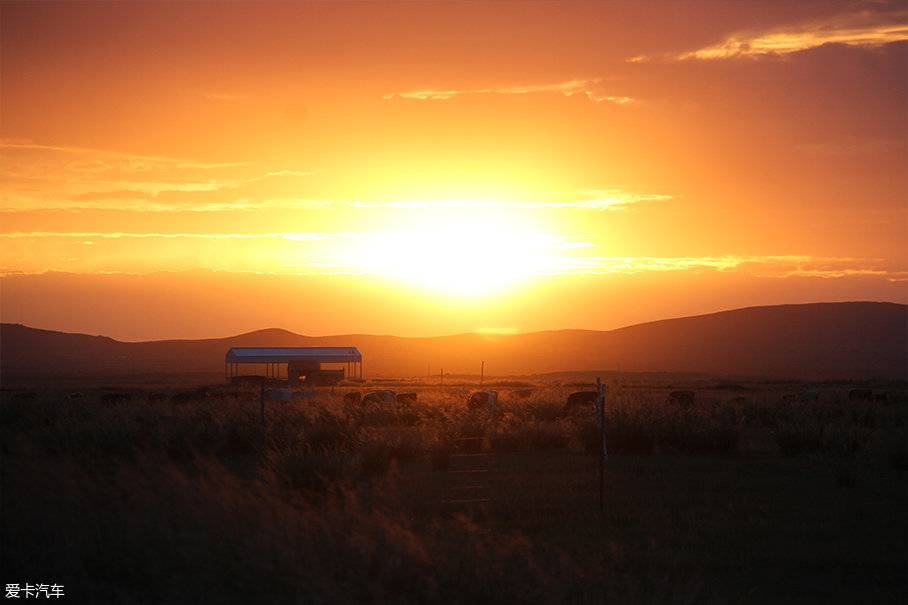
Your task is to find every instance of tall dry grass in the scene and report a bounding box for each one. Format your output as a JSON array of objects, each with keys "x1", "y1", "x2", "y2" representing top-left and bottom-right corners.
[{"x1": 3, "y1": 381, "x2": 905, "y2": 603}]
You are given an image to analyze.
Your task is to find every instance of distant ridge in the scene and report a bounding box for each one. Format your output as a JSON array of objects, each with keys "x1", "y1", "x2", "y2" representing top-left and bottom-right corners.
[{"x1": 2, "y1": 302, "x2": 905, "y2": 385}]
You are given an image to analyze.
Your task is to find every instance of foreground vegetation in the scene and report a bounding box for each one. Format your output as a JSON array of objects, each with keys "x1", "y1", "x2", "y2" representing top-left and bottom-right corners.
[{"x1": 2, "y1": 380, "x2": 906, "y2": 604}]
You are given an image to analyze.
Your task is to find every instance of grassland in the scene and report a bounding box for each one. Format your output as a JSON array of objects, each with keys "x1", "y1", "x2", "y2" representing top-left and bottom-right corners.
[{"x1": 2, "y1": 379, "x2": 906, "y2": 604}]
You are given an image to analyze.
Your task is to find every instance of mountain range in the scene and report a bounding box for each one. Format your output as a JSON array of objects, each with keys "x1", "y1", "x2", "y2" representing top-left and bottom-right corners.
[{"x1": 2, "y1": 302, "x2": 905, "y2": 386}]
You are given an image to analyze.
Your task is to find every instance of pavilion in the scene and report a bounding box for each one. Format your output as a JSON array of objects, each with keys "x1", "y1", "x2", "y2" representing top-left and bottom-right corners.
[{"x1": 225, "y1": 347, "x2": 362, "y2": 385}]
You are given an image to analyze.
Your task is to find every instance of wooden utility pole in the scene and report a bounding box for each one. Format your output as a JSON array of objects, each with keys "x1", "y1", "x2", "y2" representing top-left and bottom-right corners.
[
  {"x1": 480, "y1": 361, "x2": 484, "y2": 387},
  {"x1": 597, "y1": 377, "x2": 608, "y2": 515}
]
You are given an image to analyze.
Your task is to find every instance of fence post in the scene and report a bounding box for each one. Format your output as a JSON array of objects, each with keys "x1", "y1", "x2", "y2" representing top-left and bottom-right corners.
[
  {"x1": 260, "y1": 379, "x2": 266, "y2": 452},
  {"x1": 597, "y1": 377, "x2": 608, "y2": 515}
]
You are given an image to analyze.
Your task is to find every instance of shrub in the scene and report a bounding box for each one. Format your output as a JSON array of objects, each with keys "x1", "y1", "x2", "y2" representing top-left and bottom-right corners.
[
  {"x1": 358, "y1": 441, "x2": 393, "y2": 477},
  {"x1": 659, "y1": 411, "x2": 740, "y2": 455},
  {"x1": 304, "y1": 409, "x2": 355, "y2": 451},
  {"x1": 489, "y1": 422, "x2": 569, "y2": 453},
  {"x1": 266, "y1": 445, "x2": 354, "y2": 492},
  {"x1": 385, "y1": 429, "x2": 426, "y2": 461},
  {"x1": 220, "y1": 413, "x2": 261, "y2": 456}
]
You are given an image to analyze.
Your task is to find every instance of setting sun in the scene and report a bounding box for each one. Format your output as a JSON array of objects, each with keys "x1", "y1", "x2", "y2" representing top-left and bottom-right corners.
[
  {"x1": 348, "y1": 201, "x2": 562, "y2": 297},
  {"x1": 1, "y1": 4, "x2": 906, "y2": 602},
  {"x1": 0, "y1": 0, "x2": 905, "y2": 340}
]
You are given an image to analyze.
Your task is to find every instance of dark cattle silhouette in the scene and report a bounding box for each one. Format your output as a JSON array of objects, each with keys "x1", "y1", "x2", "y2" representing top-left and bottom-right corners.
[
  {"x1": 264, "y1": 388, "x2": 293, "y2": 404},
  {"x1": 468, "y1": 390, "x2": 498, "y2": 410},
  {"x1": 511, "y1": 389, "x2": 534, "y2": 399},
  {"x1": 146, "y1": 391, "x2": 167, "y2": 404},
  {"x1": 101, "y1": 392, "x2": 132, "y2": 405},
  {"x1": 563, "y1": 391, "x2": 598, "y2": 415},
  {"x1": 362, "y1": 390, "x2": 396, "y2": 407},
  {"x1": 396, "y1": 392, "x2": 418, "y2": 405},
  {"x1": 797, "y1": 390, "x2": 819, "y2": 402},
  {"x1": 848, "y1": 389, "x2": 872, "y2": 401},
  {"x1": 343, "y1": 391, "x2": 362, "y2": 406},
  {"x1": 667, "y1": 390, "x2": 695, "y2": 408}
]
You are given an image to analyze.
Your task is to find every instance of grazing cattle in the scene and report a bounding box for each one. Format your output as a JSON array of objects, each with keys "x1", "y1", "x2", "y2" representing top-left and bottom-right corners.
[
  {"x1": 293, "y1": 390, "x2": 316, "y2": 402},
  {"x1": 467, "y1": 390, "x2": 498, "y2": 410},
  {"x1": 343, "y1": 391, "x2": 363, "y2": 406},
  {"x1": 848, "y1": 389, "x2": 872, "y2": 402},
  {"x1": 873, "y1": 391, "x2": 889, "y2": 402},
  {"x1": 63, "y1": 392, "x2": 85, "y2": 402},
  {"x1": 146, "y1": 391, "x2": 167, "y2": 404},
  {"x1": 101, "y1": 392, "x2": 132, "y2": 405},
  {"x1": 796, "y1": 390, "x2": 819, "y2": 402},
  {"x1": 170, "y1": 388, "x2": 212, "y2": 404},
  {"x1": 396, "y1": 392, "x2": 418, "y2": 405},
  {"x1": 362, "y1": 390, "x2": 396, "y2": 407},
  {"x1": 563, "y1": 391, "x2": 599, "y2": 415},
  {"x1": 511, "y1": 389, "x2": 534, "y2": 400},
  {"x1": 667, "y1": 390, "x2": 695, "y2": 408},
  {"x1": 264, "y1": 388, "x2": 293, "y2": 404}
]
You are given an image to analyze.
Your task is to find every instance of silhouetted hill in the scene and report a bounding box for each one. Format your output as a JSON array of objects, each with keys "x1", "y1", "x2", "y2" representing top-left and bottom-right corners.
[{"x1": 2, "y1": 302, "x2": 905, "y2": 385}]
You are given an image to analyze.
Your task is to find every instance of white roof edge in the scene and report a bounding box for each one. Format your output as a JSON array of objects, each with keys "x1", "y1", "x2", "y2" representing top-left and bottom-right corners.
[{"x1": 226, "y1": 347, "x2": 362, "y2": 364}]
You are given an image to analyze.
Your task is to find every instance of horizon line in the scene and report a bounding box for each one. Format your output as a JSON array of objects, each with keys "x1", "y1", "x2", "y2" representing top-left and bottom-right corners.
[{"x1": 2, "y1": 300, "x2": 902, "y2": 344}]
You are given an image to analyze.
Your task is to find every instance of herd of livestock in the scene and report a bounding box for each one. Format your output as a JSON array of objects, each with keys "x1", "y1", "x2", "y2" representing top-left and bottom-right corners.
[
  {"x1": 249, "y1": 385, "x2": 893, "y2": 417},
  {"x1": 36, "y1": 385, "x2": 894, "y2": 416}
]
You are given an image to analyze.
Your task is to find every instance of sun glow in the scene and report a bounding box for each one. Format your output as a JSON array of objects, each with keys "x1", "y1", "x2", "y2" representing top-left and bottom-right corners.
[{"x1": 344, "y1": 203, "x2": 556, "y2": 298}]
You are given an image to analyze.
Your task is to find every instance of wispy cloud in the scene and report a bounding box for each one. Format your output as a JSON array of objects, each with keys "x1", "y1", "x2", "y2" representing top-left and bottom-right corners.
[
  {"x1": 536, "y1": 254, "x2": 907, "y2": 281},
  {"x1": 632, "y1": 7, "x2": 907, "y2": 62},
  {"x1": 534, "y1": 189, "x2": 672, "y2": 210},
  {"x1": 0, "y1": 231, "x2": 358, "y2": 241},
  {"x1": 350, "y1": 190, "x2": 669, "y2": 211},
  {"x1": 3, "y1": 228, "x2": 903, "y2": 283},
  {"x1": 384, "y1": 79, "x2": 632, "y2": 104},
  {"x1": 1, "y1": 140, "x2": 316, "y2": 211},
  {"x1": 0, "y1": 140, "x2": 245, "y2": 171}
]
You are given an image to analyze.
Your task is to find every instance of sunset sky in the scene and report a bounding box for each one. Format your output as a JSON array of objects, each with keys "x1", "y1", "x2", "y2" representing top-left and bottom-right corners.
[{"x1": 1, "y1": 0, "x2": 906, "y2": 341}]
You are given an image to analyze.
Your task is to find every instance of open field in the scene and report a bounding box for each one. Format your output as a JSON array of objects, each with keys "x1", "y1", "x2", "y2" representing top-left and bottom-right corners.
[{"x1": 3, "y1": 379, "x2": 906, "y2": 604}]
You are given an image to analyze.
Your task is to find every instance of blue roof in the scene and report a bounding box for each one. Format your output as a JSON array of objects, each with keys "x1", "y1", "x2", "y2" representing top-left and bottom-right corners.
[{"x1": 226, "y1": 347, "x2": 361, "y2": 364}]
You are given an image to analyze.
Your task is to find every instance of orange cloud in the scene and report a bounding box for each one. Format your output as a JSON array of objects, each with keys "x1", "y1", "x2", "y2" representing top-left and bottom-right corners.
[
  {"x1": 1, "y1": 140, "x2": 313, "y2": 211},
  {"x1": 350, "y1": 190, "x2": 670, "y2": 211},
  {"x1": 384, "y1": 79, "x2": 632, "y2": 104},
  {"x1": 3, "y1": 228, "x2": 904, "y2": 285},
  {"x1": 527, "y1": 255, "x2": 908, "y2": 282},
  {"x1": 632, "y1": 6, "x2": 907, "y2": 61}
]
